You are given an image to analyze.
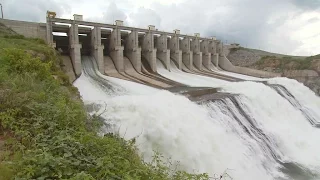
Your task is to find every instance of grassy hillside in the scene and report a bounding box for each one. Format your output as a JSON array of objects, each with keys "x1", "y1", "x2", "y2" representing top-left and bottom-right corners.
[
  {"x1": 252, "y1": 55, "x2": 320, "y2": 73},
  {"x1": 0, "y1": 23, "x2": 209, "y2": 179},
  {"x1": 241, "y1": 47, "x2": 307, "y2": 59},
  {"x1": 227, "y1": 46, "x2": 319, "y2": 73}
]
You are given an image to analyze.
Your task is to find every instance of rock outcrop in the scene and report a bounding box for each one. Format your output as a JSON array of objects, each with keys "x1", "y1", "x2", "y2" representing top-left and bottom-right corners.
[{"x1": 226, "y1": 46, "x2": 320, "y2": 96}]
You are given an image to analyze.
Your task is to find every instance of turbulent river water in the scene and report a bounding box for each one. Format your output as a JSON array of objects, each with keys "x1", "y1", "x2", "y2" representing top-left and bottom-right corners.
[{"x1": 74, "y1": 57, "x2": 320, "y2": 180}]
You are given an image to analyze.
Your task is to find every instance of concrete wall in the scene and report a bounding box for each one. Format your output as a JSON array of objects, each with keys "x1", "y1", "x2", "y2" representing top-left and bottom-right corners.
[
  {"x1": 156, "y1": 34, "x2": 170, "y2": 70},
  {"x1": 180, "y1": 37, "x2": 193, "y2": 70},
  {"x1": 191, "y1": 38, "x2": 202, "y2": 70},
  {"x1": 208, "y1": 40, "x2": 219, "y2": 68},
  {"x1": 109, "y1": 28, "x2": 124, "y2": 72},
  {"x1": 208, "y1": 40, "x2": 217, "y2": 54},
  {"x1": 217, "y1": 41, "x2": 223, "y2": 54},
  {"x1": 212, "y1": 54, "x2": 219, "y2": 67},
  {"x1": 200, "y1": 39, "x2": 211, "y2": 69},
  {"x1": 142, "y1": 32, "x2": 157, "y2": 72},
  {"x1": 79, "y1": 35, "x2": 91, "y2": 55},
  {"x1": 69, "y1": 24, "x2": 82, "y2": 77},
  {"x1": 91, "y1": 27, "x2": 104, "y2": 74},
  {"x1": 124, "y1": 30, "x2": 141, "y2": 72},
  {"x1": 0, "y1": 19, "x2": 46, "y2": 40},
  {"x1": 219, "y1": 55, "x2": 280, "y2": 78},
  {"x1": 54, "y1": 36, "x2": 69, "y2": 54},
  {"x1": 168, "y1": 35, "x2": 182, "y2": 69}
]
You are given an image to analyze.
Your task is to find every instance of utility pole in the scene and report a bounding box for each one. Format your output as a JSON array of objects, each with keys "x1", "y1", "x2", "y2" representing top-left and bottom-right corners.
[{"x1": 0, "y1": 3, "x2": 3, "y2": 19}]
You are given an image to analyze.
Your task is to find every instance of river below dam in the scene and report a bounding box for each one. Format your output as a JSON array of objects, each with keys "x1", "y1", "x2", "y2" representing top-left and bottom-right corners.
[{"x1": 73, "y1": 58, "x2": 320, "y2": 180}]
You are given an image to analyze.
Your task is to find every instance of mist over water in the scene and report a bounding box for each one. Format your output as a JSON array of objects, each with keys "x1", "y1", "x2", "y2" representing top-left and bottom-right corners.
[{"x1": 74, "y1": 58, "x2": 320, "y2": 180}]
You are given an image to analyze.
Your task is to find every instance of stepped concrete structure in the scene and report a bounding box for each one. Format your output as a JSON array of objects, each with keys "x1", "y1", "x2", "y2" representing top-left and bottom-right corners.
[
  {"x1": 124, "y1": 29, "x2": 141, "y2": 72},
  {"x1": 0, "y1": 13, "x2": 280, "y2": 84},
  {"x1": 142, "y1": 27, "x2": 157, "y2": 72},
  {"x1": 191, "y1": 33, "x2": 202, "y2": 70},
  {"x1": 156, "y1": 34, "x2": 170, "y2": 70},
  {"x1": 180, "y1": 36, "x2": 193, "y2": 70},
  {"x1": 168, "y1": 30, "x2": 182, "y2": 69},
  {"x1": 91, "y1": 26, "x2": 104, "y2": 74}
]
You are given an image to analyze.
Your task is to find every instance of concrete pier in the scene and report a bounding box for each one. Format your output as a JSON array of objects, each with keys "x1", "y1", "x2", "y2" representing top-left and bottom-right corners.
[
  {"x1": 69, "y1": 23, "x2": 82, "y2": 76},
  {"x1": 213, "y1": 40, "x2": 224, "y2": 68},
  {"x1": 125, "y1": 30, "x2": 141, "y2": 72},
  {"x1": 168, "y1": 32, "x2": 182, "y2": 69},
  {"x1": 46, "y1": 18, "x2": 54, "y2": 47},
  {"x1": 191, "y1": 34, "x2": 202, "y2": 70},
  {"x1": 217, "y1": 40, "x2": 223, "y2": 55},
  {"x1": 200, "y1": 39, "x2": 211, "y2": 70},
  {"x1": 212, "y1": 53, "x2": 219, "y2": 67},
  {"x1": 109, "y1": 27, "x2": 124, "y2": 72},
  {"x1": 91, "y1": 27, "x2": 104, "y2": 74},
  {"x1": 156, "y1": 34, "x2": 170, "y2": 70},
  {"x1": 180, "y1": 37, "x2": 193, "y2": 70},
  {"x1": 142, "y1": 31, "x2": 157, "y2": 72},
  {"x1": 208, "y1": 40, "x2": 218, "y2": 67}
]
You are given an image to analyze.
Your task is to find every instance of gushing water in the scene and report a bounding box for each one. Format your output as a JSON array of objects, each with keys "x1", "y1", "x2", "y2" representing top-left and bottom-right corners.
[
  {"x1": 268, "y1": 78, "x2": 320, "y2": 125},
  {"x1": 74, "y1": 57, "x2": 320, "y2": 180}
]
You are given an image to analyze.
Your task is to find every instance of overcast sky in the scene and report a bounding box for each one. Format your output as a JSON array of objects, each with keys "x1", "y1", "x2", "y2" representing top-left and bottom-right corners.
[{"x1": 2, "y1": 0, "x2": 320, "y2": 56}]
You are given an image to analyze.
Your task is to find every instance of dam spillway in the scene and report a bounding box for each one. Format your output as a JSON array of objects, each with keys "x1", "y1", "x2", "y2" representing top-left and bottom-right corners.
[
  {"x1": 47, "y1": 17, "x2": 235, "y2": 86},
  {"x1": 74, "y1": 54, "x2": 320, "y2": 179}
]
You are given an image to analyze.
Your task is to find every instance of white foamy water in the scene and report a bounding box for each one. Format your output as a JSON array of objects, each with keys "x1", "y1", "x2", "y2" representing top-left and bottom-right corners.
[
  {"x1": 75, "y1": 76, "x2": 280, "y2": 179},
  {"x1": 73, "y1": 57, "x2": 320, "y2": 180},
  {"x1": 74, "y1": 62, "x2": 285, "y2": 179},
  {"x1": 157, "y1": 63, "x2": 320, "y2": 177},
  {"x1": 268, "y1": 77, "x2": 320, "y2": 124},
  {"x1": 157, "y1": 60, "x2": 226, "y2": 87},
  {"x1": 222, "y1": 82, "x2": 320, "y2": 173}
]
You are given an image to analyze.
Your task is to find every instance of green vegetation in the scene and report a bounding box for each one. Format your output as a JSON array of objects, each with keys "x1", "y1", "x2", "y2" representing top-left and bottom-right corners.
[
  {"x1": 253, "y1": 55, "x2": 320, "y2": 72},
  {"x1": 0, "y1": 25, "x2": 209, "y2": 179}
]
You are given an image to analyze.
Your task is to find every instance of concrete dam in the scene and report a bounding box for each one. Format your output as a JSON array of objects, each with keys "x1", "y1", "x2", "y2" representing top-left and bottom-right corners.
[
  {"x1": 2, "y1": 13, "x2": 320, "y2": 180},
  {"x1": 0, "y1": 14, "x2": 277, "y2": 89},
  {"x1": 47, "y1": 16, "x2": 239, "y2": 88}
]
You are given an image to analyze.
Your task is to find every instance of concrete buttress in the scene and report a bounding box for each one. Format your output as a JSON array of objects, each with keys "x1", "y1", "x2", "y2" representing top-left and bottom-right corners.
[
  {"x1": 200, "y1": 39, "x2": 212, "y2": 70},
  {"x1": 46, "y1": 17, "x2": 54, "y2": 47},
  {"x1": 191, "y1": 37, "x2": 202, "y2": 70},
  {"x1": 125, "y1": 30, "x2": 141, "y2": 72},
  {"x1": 142, "y1": 31, "x2": 157, "y2": 72},
  {"x1": 168, "y1": 35, "x2": 182, "y2": 69},
  {"x1": 109, "y1": 27, "x2": 124, "y2": 72},
  {"x1": 69, "y1": 23, "x2": 82, "y2": 76},
  {"x1": 180, "y1": 37, "x2": 193, "y2": 70},
  {"x1": 91, "y1": 27, "x2": 104, "y2": 74},
  {"x1": 213, "y1": 40, "x2": 223, "y2": 67},
  {"x1": 208, "y1": 40, "x2": 218, "y2": 67},
  {"x1": 156, "y1": 34, "x2": 170, "y2": 70},
  {"x1": 212, "y1": 53, "x2": 219, "y2": 67}
]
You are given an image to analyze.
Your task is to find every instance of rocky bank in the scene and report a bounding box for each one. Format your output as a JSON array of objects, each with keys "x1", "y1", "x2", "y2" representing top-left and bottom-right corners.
[{"x1": 226, "y1": 46, "x2": 320, "y2": 96}]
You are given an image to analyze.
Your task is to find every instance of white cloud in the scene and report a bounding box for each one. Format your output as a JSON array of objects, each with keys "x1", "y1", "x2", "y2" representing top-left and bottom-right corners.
[
  {"x1": 2, "y1": 0, "x2": 320, "y2": 56},
  {"x1": 128, "y1": 7, "x2": 161, "y2": 28},
  {"x1": 2, "y1": 0, "x2": 70, "y2": 22}
]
